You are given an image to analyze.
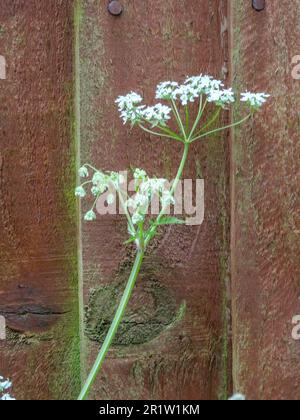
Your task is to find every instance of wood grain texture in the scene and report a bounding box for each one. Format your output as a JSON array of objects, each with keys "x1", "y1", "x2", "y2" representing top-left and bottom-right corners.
[
  {"x1": 78, "y1": 0, "x2": 231, "y2": 400},
  {"x1": 0, "y1": 0, "x2": 80, "y2": 400},
  {"x1": 231, "y1": 0, "x2": 300, "y2": 400}
]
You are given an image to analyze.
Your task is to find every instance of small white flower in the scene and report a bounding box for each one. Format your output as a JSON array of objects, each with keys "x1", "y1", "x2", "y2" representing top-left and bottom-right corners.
[
  {"x1": 84, "y1": 210, "x2": 97, "y2": 222},
  {"x1": 120, "y1": 106, "x2": 144, "y2": 125},
  {"x1": 185, "y1": 75, "x2": 224, "y2": 97},
  {"x1": 156, "y1": 81, "x2": 179, "y2": 100},
  {"x1": 75, "y1": 186, "x2": 86, "y2": 198},
  {"x1": 92, "y1": 172, "x2": 108, "y2": 190},
  {"x1": 133, "y1": 193, "x2": 149, "y2": 209},
  {"x1": 134, "y1": 169, "x2": 148, "y2": 181},
  {"x1": 141, "y1": 104, "x2": 172, "y2": 126},
  {"x1": 209, "y1": 78, "x2": 224, "y2": 91},
  {"x1": 115, "y1": 92, "x2": 143, "y2": 110},
  {"x1": 78, "y1": 166, "x2": 89, "y2": 178},
  {"x1": 116, "y1": 92, "x2": 144, "y2": 125},
  {"x1": 173, "y1": 84, "x2": 199, "y2": 106},
  {"x1": 241, "y1": 92, "x2": 270, "y2": 108},
  {"x1": 207, "y1": 88, "x2": 235, "y2": 106},
  {"x1": 91, "y1": 186, "x2": 102, "y2": 196}
]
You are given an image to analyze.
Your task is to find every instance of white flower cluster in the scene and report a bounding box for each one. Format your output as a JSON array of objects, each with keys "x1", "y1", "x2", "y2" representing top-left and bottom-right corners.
[
  {"x1": 127, "y1": 169, "x2": 174, "y2": 225},
  {"x1": 115, "y1": 92, "x2": 144, "y2": 125},
  {"x1": 76, "y1": 165, "x2": 177, "y2": 225},
  {"x1": 116, "y1": 76, "x2": 270, "y2": 125},
  {"x1": 207, "y1": 88, "x2": 235, "y2": 106},
  {"x1": 156, "y1": 75, "x2": 234, "y2": 107},
  {"x1": 115, "y1": 92, "x2": 172, "y2": 127},
  {"x1": 241, "y1": 92, "x2": 270, "y2": 109},
  {"x1": 0, "y1": 376, "x2": 15, "y2": 401},
  {"x1": 141, "y1": 104, "x2": 172, "y2": 127},
  {"x1": 76, "y1": 166, "x2": 125, "y2": 222},
  {"x1": 156, "y1": 81, "x2": 179, "y2": 100}
]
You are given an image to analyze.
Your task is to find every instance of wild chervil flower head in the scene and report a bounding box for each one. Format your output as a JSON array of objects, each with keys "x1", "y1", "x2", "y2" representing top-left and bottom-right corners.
[
  {"x1": 172, "y1": 84, "x2": 199, "y2": 106},
  {"x1": 207, "y1": 88, "x2": 235, "y2": 107},
  {"x1": 115, "y1": 92, "x2": 144, "y2": 125},
  {"x1": 133, "y1": 168, "x2": 148, "y2": 184},
  {"x1": 241, "y1": 92, "x2": 270, "y2": 109},
  {"x1": 115, "y1": 92, "x2": 143, "y2": 110},
  {"x1": 75, "y1": 186, "x2": 86, "y2": 198},
  {"x1": 79, "y1": 166, "x2": 89, "y2": 178},
  {"x1": 141, "y1": 104, "x2": 172, "y2": 127},
  {"x1": 185, "y1": 74, "x2": 224, "y2": 94},
  {"x1": 84, "y1": 210, "x2": 97, "y2": 222},
  {"x1": 156, "y1": 81, "x2": 179, "y2": 100}
]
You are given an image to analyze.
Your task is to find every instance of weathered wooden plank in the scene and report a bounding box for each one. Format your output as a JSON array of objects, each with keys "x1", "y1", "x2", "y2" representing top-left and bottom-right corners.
[
  {"x1": 0, "y1": 0, "x2": 80, "y2": 400},
  {"x1": 231, "y1": 0, "x2": 300, "y2": 400},
  {"x1": 78, "y1": 0, "x2": 231, "y2": 400}
]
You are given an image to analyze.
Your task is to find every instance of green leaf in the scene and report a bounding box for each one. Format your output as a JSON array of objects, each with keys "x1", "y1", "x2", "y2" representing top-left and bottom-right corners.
[{"x1": 156, "y1": 217, "x2": 186, "y2": 226}]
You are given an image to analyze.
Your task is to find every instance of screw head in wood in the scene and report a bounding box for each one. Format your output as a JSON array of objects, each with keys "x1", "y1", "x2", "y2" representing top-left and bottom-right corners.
[
  {"x1": 252, "y1": 0, "x2": 266, "y2": 12},
  {"x1": 108, "y1": 1, "x2": 123, "y2": 16}
]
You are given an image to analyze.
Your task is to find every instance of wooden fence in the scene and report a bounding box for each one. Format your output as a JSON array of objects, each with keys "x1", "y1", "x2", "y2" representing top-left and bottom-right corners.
[{"x1": 0, "y1": 0, "x2": 299, "y2": 400}]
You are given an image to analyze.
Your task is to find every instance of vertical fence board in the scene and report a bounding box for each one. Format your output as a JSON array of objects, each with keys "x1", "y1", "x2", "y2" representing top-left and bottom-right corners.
[
  {"x1": 78, "y1": 0, "x2": 231, "y2": 400},
  {"x1": 0, "y1": 0, "x2": 80, "y2": 400},
  {"x1": 231, "y1": 0, "x2": 300, "y2": 400}
]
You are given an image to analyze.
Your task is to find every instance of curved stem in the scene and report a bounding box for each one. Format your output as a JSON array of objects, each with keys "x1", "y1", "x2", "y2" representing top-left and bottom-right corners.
[
  {"x1": 82, "y1": 163, "x2": 99, "y2": 172},
  {"x1": 188, "y1": 96, "x2": 206, "y2": 141},
  {"x1": 157, "y1": 125, "x2": 183, "y2": 142},
  {"x1": 171, "y1": 99, "x2": 187, "y2": 140},
  {"x1": 139, "y1": 124, "x2": 183, "y2": 143},
  {"x1": 116, "y1": 188, "x2": 136, "y2": 236},
  {"x1": 191, "y1": 114, "x2": 251, "y2": 143},
  {"x1": 78, "y1": 249, "x2": 145, "y2": 400},
  {"x1": 193, "y1": 108, "x2": 221, "y2": 138},
  {"x1": 185, "y1": 106, "x2": 189, "y2": 131}
]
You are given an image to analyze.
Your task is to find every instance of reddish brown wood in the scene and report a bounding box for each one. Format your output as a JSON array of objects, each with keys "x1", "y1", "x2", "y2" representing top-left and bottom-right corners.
[
  {"x1": 0, "y1": 0, "x2": 80, "y2": 400},
  {"x1": 231, "y1": 0, "x2": 300, "y2": 400},
  {"x1": 79, "y1": 0, "x2": 231, "y2": 400}
]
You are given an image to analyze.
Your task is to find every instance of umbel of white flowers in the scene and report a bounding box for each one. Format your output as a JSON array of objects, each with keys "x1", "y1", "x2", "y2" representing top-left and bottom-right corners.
[
  {"x1": 115, "y1": 74, "x2": 270, "y2": 126},
  {"x1": 76, "y1": 166, "x2": 173, "y2": 226},
  {"x1": 0, "y1": 376, "x2": 15, "y2": 401},
  {"x1": 76, "y1": 74, "x2": 270, "y2": 224}
]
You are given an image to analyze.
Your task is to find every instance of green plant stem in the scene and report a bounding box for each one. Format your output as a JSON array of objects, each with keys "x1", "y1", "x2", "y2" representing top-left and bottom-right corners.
[
  {"x1": 188, "y1": 96, "x2": 205, "y2": 140},
  {"x1": 145, "y1": 141, "x2": 190, "y2": 247},
  {"x1": 193, "y1": 108, "x2": 221, "y2": 138},
  {"x1": 191, "y1": 114, "x2": 251, "y2": 142},
  {"x1": 78, "y1": 249, "x2": 145, "y2": 400},
  {"x1": 139, "y1": 124, "x2": 183, "y2": 143},
  {"x1": 117, "y1": 188, "x2": 136, "y2": 236},
  {"x1": 171, "y1": 99, "x2": 187, "y2": 140}
]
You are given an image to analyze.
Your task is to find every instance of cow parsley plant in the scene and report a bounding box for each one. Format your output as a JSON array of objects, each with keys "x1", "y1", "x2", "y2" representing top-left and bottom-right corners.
[{"x1": 76, "y1": 74, "x2": 270, "y2": 400}]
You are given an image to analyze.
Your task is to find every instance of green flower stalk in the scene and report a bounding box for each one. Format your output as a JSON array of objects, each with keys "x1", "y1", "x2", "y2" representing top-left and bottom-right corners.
[{"x1": 76, "y1": 75, "x2": 269, "y2": 400}]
